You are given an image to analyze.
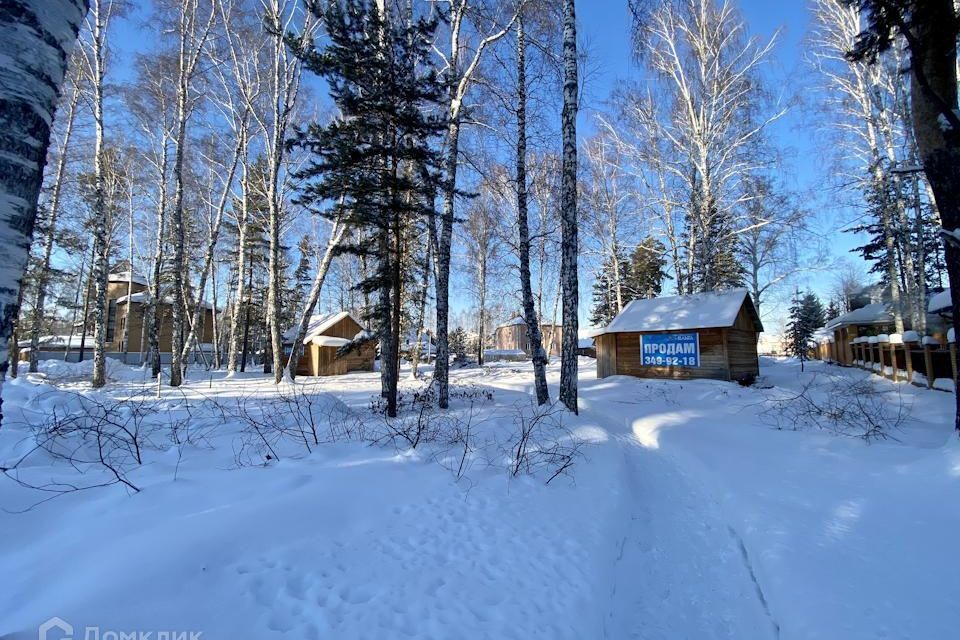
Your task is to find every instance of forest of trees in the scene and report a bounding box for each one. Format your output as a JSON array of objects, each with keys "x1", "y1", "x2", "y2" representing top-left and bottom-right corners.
[{"x1": 2, "y1": 0, "x2": 959, "y2": 424}]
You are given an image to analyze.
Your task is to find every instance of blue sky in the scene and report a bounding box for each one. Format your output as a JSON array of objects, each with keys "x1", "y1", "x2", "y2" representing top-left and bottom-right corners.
[
  {"x1": 109, "y1": 1, "x2": 865, "y2": 333},
  {"x1": 577, "y1": 1, "x2": 866, "y2": 329}
]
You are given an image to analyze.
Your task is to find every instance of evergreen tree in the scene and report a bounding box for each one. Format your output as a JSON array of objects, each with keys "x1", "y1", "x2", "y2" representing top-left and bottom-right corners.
[
  {"x1": 625, "y1": 237, "x2": 669, "y2": 300},
  {"x1": 292, "y1": 0, "x2": 444, "y2": 417},
  {"x1": 589, "y1": 249, "x2": 625, "y2": 326},
  {"x1": 450, "y1": 326, "x2": 467, "y2": 363},
  {"x1": 786, "y1": 291, "x2": 826, "y2": 371},
  {"x1": 825, "y1": 298, "x2": 841, "y2": 322},
  {"x1": 686, "y1": 191, "x2": 744, "y2": 293}
]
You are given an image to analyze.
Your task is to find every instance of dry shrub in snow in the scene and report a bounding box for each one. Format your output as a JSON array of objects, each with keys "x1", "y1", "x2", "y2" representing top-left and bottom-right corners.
[
  {"x1": 762, "y1": 375, "x2": 906, "y2": 440},
  {"x1": 231, "y1": 386, "x2": 360, "y2": 466},
  {"x1": 1, "y1": 391, "x2": 162, "y2": 495},
  {"x1": 504, "y1": 401, "x2": 583, "y2": 484},
  {"x1": 366, "y1": 382, "x2": 494, "y2": 453}
]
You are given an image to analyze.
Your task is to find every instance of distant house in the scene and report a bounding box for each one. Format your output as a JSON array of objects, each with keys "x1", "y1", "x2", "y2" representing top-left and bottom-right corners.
[
  {"x1": 19, "y1": 271, "x2": 215, "y2": 364},
  {"x1": 493, "y1": 315, "x2": 562, "y2": 358},
  {"x1": 577, "y1": 337, "x2": 596, "y2": 358},
  {"x1": 289, "y1": 312, "x2": 375, "y2": 376},
  {"x1": 108, "y1": 272, "x2": 215, "y2": 356},
  {"x1": 819, "y1": 287, "x2": 951, "y2": 365},
  {"x1": 591, "y1": 289, "x2": 763, "y2": 382}
]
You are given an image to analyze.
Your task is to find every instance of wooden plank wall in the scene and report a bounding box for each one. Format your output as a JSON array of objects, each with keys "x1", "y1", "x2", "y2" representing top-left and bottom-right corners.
[
  {"x1": 494, "y1": 323, "x2": 562, "y2": 356},
  {"x1": 611, "y1": 329, "x2": 731, "y2": 381},
  {"x1": 301, "y1": 315, "x2": 375, "y2": 376},
  {"x1": 726, "y1": 305, "x2": 760, "y2": 379}
]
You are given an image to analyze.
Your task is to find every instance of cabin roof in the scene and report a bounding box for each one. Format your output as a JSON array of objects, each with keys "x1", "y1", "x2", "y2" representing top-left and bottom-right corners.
[
  {"x1": 592, "y1": 289, "x2": 762, "y2": 334},
  {"x1": 108, "y1": 271, "x2": 148, "y2": 286},
  {"x1": 928, "y1": 289, "x2": 951, "y2": 314},
  {"x1": 290, "y1": 311, "x2": 366, "y2": 345},
  {"x1": 496, "y1": 315, "x2": 561, "y2": 330},
  {"x1": 825, "y1": 302, "x2": 893, "y2": 328}
]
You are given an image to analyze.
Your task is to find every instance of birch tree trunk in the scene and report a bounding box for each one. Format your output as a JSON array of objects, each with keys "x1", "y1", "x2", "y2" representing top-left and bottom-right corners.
[
  {"x1": 434, "y1": 0, "x2": 520, "y2": 409},
  {"x1": 226, "y1": 161, "x2": 250, "y2": 375},
  {"x1": 516, "y1": 17, "x2": 549, "y2": 405},
  {"x1": 0, "y1": 0, "x2": 86, "y2": 417},
  {"x1": 147, "y1": 139, "x2": 169, "y2": 377},
  {"x1": 179, "y1": 123, "x2": 244, "y2": 364},
  {"x1": 558, "y1": 0, "x2": 579, "y2": 413},
  {"x1": 85, "y1": 0, "x2": 110, "y2": 389},
  {"x1": 121, "y1": 181, "x2": 134, "y2": 362},
  {"x1": 168, "y1": 0, "x2": 214, "y2": 387},
  {"x1": 29, "y1": 67, "x2": 81, "y2": 373},
  {"x1": 284, "y1": 216, "x2": 345, "y2": 381}
]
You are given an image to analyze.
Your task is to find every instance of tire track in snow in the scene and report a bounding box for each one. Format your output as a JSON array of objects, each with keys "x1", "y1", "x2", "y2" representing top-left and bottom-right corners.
[{"x1": 580, "y1": 400, "x2": 781, "y2": 640}]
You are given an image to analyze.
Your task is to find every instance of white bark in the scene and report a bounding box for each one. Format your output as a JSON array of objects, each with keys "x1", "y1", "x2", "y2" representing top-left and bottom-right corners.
[
  {"x1": 558, "y1": 0, "x2": 578, "y2": 413},
  {"x1": 0, "y1": 0, "x2": 86, "y2": 420}
]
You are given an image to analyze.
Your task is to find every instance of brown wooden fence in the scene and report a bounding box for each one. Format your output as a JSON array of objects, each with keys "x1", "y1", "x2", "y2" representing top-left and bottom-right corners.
[{"x1": 844, "y1": 335, "x2": 957, "y2": 391}]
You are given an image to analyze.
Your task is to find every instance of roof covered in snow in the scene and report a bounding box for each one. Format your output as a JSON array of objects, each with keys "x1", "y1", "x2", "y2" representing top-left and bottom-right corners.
[
  {"x1": 928, "y1": 289, "x2": 951, "y2": 314},
  {"x1": 115, "y1": 291, "x2": 214, "y2": 310},
  {"x1": 108, "y1": 271, "x2": 148, "y2": 286},
  {"x1": 496, "y1": 315, "x2": 561, "y2": 330},
  {"x1": 16, "y1": 334, "x2": 88, "y2": 349},
  {"x1": 825, "y1": 303, "x2": 893, "y2": 329},
  {"x1": 593, "y1": 289, "x2": 762, "y2": 335},
  {"x1": 290, "y1": 312, "x2": 366, "y2": 345}
]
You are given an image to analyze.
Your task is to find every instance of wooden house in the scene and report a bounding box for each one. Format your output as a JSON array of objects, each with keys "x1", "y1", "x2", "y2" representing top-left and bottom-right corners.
[
  {"x1": 292, "y1": 312, "x2": 376, "y2": 376},
  {"x1": 494, "y1": 316, "x2": 562, "y2": 357},
  {"x1": 109, "y1": 272, "x2": 215, "y2": 355},
  {"x1": 19, "y1": 271, "x2": 215, "y2": 364},
  {"x1": 592, "y1": 289, "x2": 763, "y2": 383}
]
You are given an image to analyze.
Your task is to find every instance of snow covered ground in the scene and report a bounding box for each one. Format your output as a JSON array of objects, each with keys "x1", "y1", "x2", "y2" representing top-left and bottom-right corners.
[{"x1": 1, "y1": 356, "x2": 959, "y2": 639}]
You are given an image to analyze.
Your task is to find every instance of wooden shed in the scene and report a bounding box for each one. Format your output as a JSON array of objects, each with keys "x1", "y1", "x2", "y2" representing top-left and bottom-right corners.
[
  {"x1": 292, "y1": 312, "x2": 376, "y2": 376},
  {"x1": 494, "y1": 316, "x2": 562, "y2": 357},
  {"x1": 593, "y1": 289, "x2": 763, "y2": 383}
]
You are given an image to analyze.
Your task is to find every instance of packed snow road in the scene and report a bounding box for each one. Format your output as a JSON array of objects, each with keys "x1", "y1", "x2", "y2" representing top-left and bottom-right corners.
[{"x1": 1, "y1": 357, "x2": 958, "y2": 639}]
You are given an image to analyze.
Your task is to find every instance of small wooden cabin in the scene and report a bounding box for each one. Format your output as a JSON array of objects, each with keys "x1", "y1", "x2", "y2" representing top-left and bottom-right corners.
[
  {"x1": 294, "y1": 312, "x2": 376, "y2": 376},
  {"x1": 494, "y1": 316, "x2": 562, "y2": 357},
  {"x1": 593, "y1": 289, "x2": 763, "y2": 383}
]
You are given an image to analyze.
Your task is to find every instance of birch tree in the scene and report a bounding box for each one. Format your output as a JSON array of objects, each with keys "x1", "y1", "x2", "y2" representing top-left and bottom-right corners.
[
  {"x1": 27, "y1": 61, "x2": 83, "y2": 373},
  {"x1": 79, "y1": 0, "x2": 121, "y2": 388},
  {"x1": 514, "y1": 14, "x2": 549, "y2": 404},
  {"x1": 256, "y1": 0, "x2": 315, "y2": 383},
  {"x1": 166, "y1": 0, "x2": 216, "y2": 387},
  {"x1": 0, "y1": 0, "x2": 87, "y2": 419},
  {"x1": 432, "y1": 0, "x2": 523, "y2": 409},
  {"x1": 558, "y1": 0, "x2": 578, "y2": 413}
]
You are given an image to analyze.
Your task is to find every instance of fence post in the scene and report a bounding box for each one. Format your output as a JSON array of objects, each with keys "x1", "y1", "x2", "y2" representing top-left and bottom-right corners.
[
  {"x1": 903, "y1": 332, "x2": 918, "y2": 384},
  {"x1": 877, "y1": 334, "x2": 892, "y2": 379},
  {"x1": 922, "y1": 337, "x2": 936, "y2": 390},
  {"x1": 888, "y1": 333, "x2": 903, "y2": 380},
  {"x1": 950, "y1": 328, "x2": 957, "y2": 386}
]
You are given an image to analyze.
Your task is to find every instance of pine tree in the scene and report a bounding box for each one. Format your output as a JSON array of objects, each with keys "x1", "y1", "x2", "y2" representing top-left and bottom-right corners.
[
  {"x1": 450, "y1": 326, "x2": 467, "y2": 363},
  {"x1": 625, "y1": 237, "x2": 669, "y2": 300},
  {"x1": 825, "y1": 298, "x2": 841, "y2": 322},
  {"x1": 786, "y1": 291, "x2": 826, "y2": 371},
  {"x1": 589, "y1": 263, "x2": 620, "y2": 327},
  {"x1": 291, "y1": 0, "x2": 444, "y2": 417}
]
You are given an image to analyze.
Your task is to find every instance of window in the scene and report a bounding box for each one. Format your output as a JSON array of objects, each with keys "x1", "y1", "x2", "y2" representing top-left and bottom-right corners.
[{"x1": 107, "y1": 300, "x2": 118, "y2": 343}]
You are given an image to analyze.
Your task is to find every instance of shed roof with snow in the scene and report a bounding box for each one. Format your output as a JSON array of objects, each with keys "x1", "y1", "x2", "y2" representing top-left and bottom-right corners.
[
  {"x1": 593, "y1": 289, "x2": 762, "y2": 382},
  {"x1": 593, "y1": 289, "x2": 763, "y2": 335},
  {"x1": 824, "y1": 303, "x2": 893, "y2": 329},
  {"x1": 928, "y1": 289, "x2": 951, "y2": 314}
]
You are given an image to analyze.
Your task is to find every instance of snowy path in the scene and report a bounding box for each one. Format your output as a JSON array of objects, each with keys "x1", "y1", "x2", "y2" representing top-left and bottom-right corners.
[
  {"x1": 472, "y1": 368, "x2": 781, "y2": 639},
  {"x1": 579, "y1": 399, "x2": 779, "y2": 640},
  {"x1": 3, "y1": 358, "x2": 960, "y2": 639}
]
